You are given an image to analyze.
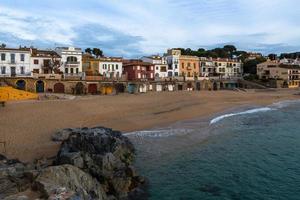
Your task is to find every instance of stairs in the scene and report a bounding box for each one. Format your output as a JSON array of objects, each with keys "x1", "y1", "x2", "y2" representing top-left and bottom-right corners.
[
  {"x1": 0, "y1": 86, "x2": 38, "y2": 102},
  {"x1": 238, "y1": 79, "x2": 268, "y2": 89}
]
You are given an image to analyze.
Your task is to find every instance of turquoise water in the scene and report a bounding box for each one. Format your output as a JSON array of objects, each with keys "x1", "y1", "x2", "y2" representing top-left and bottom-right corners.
[{"x1": 128, "y1": 100, "x2": 300, "y2": 200}]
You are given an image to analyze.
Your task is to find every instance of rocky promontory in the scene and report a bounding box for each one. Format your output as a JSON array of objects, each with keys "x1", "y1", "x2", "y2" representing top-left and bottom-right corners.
[{"x1": 0, "y1": 127, "x2": 147, "y2": 200}]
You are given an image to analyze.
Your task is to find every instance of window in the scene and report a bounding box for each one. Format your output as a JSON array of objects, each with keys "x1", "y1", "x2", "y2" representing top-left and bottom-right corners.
[
  {"x1": 1, "y1": 53, "x2": 5, "y2": 61},
  {"x1": 103, "y1": 64, "x2": 106, "y2": 69},
  {"x1": 70, "y1": 68, "x2": 74, "y2": 74},
  {"x1": 20, "y1": 54, "x2": 25, "y2": 62},
  {"x1": 65, "y1": 68, "x2": 68, "y2": 73},
  {"x1": 219, "y1": 63, "x2": 221, "y2": 66},
  {"x1": 34, "y1": 59, "x2": 39, "y2": 64},
  {"x1": 11, "y1": 54, "x2": 15, "y2": 63},
  {"x1": 194, "y1": 63, "x2": 196, "y2": 69},
  {"x1": 67, "y1": 56, "x2": 77, "y2": 62},
  {"x1": 112, "y1": 64, "x2": 114, "y2": 71},
  {"x1": 1, "y1": 66, "x2": 6, "y2": 74},
  {"x1": 187, "y1": 62, "x2": 191, "y2": 67},
  {"x1": 175, "y1": 64, "x2": 178, "y2": 69},
  {"x1": 116, "y1": 64, "x2": 118, "y2": 70},
  {"x1": 182, "y1": 63, "x2": 184, "y2": 68},
  {"x1": 76, "y1": 68, "x2": 79, "y2": 74},
  {"x1": 174, "y1": 72, "x2": 178, "y2": 76},
  {"x1": 20, "y1": 66, "x2": 25, "y2": 74}
]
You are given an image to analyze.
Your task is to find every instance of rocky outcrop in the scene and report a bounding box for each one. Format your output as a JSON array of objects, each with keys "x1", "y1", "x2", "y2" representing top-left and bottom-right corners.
[{"x1": 0, "y1": 127, "x2": 147, "y2": 200}]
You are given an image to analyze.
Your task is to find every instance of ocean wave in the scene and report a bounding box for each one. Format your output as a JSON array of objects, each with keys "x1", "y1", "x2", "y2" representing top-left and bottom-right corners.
[{"x1": 210, "y1": 107, "x2": 274, "y2": 125}]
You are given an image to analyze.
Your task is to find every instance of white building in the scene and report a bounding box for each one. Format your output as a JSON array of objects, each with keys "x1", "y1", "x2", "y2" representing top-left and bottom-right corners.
[
  {"x1": 0, "y1": 47, "x2": 31, "y2": 77},
  {"x1": 30, "y1": 49, "x2": 61, "y2": 74},
  {"x1": 141, "y1": 55, "x2": 168, "y2": 79},
  {"x1": 213, "y1": 58, "x2": 243, "y2": 79},
  {"x1": 99, "y1": 57, "x2": 123, "y2": 78},
  {"x1": 55, "y1": 47, "x2": 83, "y2": 76},
  {"x1": 165, "y1": 49, "x2": 180, "y2": 77}
]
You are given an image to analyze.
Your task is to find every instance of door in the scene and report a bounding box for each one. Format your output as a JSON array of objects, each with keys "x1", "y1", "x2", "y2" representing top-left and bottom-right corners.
[
  {"x1": 16, "y1": 80, "x2": 26, "y2": 90},
  {"x1": 36, "y1": 80, "x2": 45, "y2": 93},
  {"x1": 54, "y1": 83, "x2": 65, "y2": 93},
  {"x1": 88, "y1": 84, "x2": 97, "y2": 94}
]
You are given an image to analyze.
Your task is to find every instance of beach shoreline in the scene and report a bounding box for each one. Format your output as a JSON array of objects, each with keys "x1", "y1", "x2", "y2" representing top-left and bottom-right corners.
[{"x1": 1, "y1": 89, "x2": 300, "y2": 162}]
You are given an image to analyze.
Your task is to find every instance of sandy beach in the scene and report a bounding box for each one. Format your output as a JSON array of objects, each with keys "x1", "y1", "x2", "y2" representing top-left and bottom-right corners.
[{"x1": 1, "y1": 89, "x2": 299, "y2": 162}]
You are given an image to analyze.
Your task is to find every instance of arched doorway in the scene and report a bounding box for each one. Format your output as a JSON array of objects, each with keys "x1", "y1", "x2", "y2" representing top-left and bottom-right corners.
[
  {"x1": 54, "y1": 83, "x2": 65, "y2": 93},
  {"x1": 196, "y1": 82, "x2": 201, "y2": 91},
  {"x1": 75, "y1": 82, "x2": 84, "y2": 95},
  {"x1": 115, "y1": 83, "x2": 125, "y2": 93},
  {"x1": 36, "y1": 80, "x2": 45, "y2": 93},
  {"x1": 88, "y1": 84, "x2": 97, "y2": 94},
  {"x1": 213, "y1": 82, "x2": 218, "y2": 91},
  {"x1": 220, "y1": 82, "x2": 224, "y2": 90},
  {"x1": 16, "y1": 80, "x2": 26, "y2": 90}
]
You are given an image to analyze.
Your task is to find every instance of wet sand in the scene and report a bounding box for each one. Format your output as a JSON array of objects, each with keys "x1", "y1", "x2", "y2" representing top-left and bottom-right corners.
[{"x1": 1, "y1": 89, "x2": 299, "y2": 162}]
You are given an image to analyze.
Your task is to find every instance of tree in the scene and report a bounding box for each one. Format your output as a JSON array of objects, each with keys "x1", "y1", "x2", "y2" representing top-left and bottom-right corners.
[
  {"x1": 92, "y1": 48, "x2": 103, "y2": 58},
  {"x1": 85, "y1": 48, "x2": 92, "y2": 54},
  {"x1": 243, "y1": 57, "x2": 267, "y2": 75},
  {"x1": 268, "y1": 54, "x2": 277, "y2": 60}
]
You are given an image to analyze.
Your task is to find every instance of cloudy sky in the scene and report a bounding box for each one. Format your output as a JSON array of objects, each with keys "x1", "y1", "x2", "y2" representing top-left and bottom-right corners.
[{"x1": 0, "y1": 0, "x2": 300, "y2": 57}]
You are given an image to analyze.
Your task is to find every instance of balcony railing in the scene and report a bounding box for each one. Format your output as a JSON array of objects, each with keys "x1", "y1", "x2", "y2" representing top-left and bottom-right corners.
[{"x1": 65, "y1": 61, "x2": 80, "y2": 65}]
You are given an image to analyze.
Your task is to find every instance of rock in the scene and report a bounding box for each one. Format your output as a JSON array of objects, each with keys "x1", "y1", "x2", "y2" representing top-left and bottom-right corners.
[
  {"x1": 34, "y1": 164, "x2": 107, "y2": 200},
  {"x1": 52, "y1": 128, "x2": 73, "y2": 142},
  {"x1": 55, "y1": 127, "x2": 146, "y2": 199},
  {"x1": 0, "y1": 155, "x2": 32, "y2": 199}
]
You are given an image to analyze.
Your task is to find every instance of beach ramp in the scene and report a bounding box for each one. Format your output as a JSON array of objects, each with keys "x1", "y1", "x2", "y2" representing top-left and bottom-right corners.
[{"x1": 0, "y1": 86, "x2": 38, "y2": 102}]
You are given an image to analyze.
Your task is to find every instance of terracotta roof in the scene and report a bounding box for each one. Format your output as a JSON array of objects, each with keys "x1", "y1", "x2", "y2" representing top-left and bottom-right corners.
[
  {"x1": 0, "y1": 47, "x2": 31, "y2": 52},
  {"x1": 123, "y1": 60, "x2": 153, "y2": 67}
]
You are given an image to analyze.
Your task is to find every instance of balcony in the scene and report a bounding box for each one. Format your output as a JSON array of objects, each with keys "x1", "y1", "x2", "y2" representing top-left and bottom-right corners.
[
  {"x1": 65, "y1": 61, "x2": 80, "y2": 65},
  {"x1": 63, "y1": 72, "x2": 86, "y2": 80}
]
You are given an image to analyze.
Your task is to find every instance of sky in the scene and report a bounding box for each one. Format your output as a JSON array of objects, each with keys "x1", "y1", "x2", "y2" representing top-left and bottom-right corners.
[{"x1": 1, "y1": 0, "x2": 300, "y2": 57}]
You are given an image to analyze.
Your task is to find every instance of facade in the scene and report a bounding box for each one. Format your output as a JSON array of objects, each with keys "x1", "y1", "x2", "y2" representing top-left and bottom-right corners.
[
  {"x1": 99, "y1": 57, "x2": 123, "y2": 78},
  {"x1": 55, "y1": 47, "x2": 83, "y2": 76},
  {"x1": 141, "y1": 56, "x2": 168, "y2": 78},
  {"x1": 123, "y1": 60, "x2": 154, "y2": 81},
  {"x1": 211, "y1": 58, "x2": 243, "y2": 79},
  {"x1": 200, "y1": 57, "x2": 217, "y2": 77},
  {"x1": 0, "y1": 47, "x2": 31, "y2": 77},
  {"x1": 165, "y1": 49, "x2": 180, "y2": 77},
  {"x1": 30, "y1": 49, "x2": 61, "y2": 74},
  {"x1": 257, "y1": 61, "x2": 300, "y2": 88},
  {"x1": 179, "y1": 55, "x2": 200, "y2": 78},
  {"x1": 82, "y1": 54, "x2": 100, "y2": 76}
]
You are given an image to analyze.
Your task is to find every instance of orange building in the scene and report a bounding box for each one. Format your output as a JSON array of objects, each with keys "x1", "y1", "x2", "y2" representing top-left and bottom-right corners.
[{"x1": 179, "y1": 55, "x2": 200, "y2": 78}]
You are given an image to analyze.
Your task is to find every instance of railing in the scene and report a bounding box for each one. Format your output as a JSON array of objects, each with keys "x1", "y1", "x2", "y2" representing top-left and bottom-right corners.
[{"x1": 65, "y1": 61, "x2": 80, "y2": 65}]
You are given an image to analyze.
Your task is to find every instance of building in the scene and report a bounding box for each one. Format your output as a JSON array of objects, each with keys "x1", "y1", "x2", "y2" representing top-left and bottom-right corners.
[
  {"x1": 0, "y1": 47, "x2": 31, "y2": 77},
  {"x1": 122, "y1": 60, "x2": 154, "y2": 81},
  {"x1": 82, "y1": 54, "x2": 100, "y2": 76},
  {"x1": 245, "y1": 52, "x2": 263, "y2": 61},
  {"x1": 200, "y1": 57, "x2": 217, "y2": 77},
  {"x1": 257, "y1": 61, "x2": 300, "y2": 88},
  {"x1": 141, "y1": 55, "x2": 168, "y2": 79},
  {"x1": 179, "y1": 55, "x2": 200, "y2": 78},
  {"x1": 99, "y1": 57, "x2": 123, "y2": 78},
  {"x1": 55, "y1": 47, "x2": 83, "y2": 76},
  {"x1": 30, "y1": 48, "x2": 61, "y2": 74},
  {"x1": 165, "y1": 49, "x2": 180, "y2": 77},
  {"x1": 211, "y1": 58, "x2": 243, "y2": 79}
]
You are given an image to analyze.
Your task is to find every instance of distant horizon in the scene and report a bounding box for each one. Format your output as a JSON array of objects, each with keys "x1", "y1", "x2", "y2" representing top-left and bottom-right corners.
[{"x1": 1, "y1": 0, "x2": 300, "y2": 57}]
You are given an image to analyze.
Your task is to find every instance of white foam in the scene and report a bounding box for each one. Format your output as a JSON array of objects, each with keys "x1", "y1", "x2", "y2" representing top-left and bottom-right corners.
[
  {"x1": 210, "y1": 107, "x2": 274, "y2": 125},
  {"x1": 271, "y1": 99, "x2": 300, "y2": 109}
]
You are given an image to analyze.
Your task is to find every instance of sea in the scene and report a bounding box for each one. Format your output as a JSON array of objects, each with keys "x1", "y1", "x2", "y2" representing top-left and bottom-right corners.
[{"x1": 126, "y1": 100, "x2": 300, "y2": 200}]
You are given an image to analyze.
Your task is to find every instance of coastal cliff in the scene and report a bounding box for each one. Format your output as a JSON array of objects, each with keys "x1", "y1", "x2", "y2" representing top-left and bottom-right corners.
[{"x1": 0, "y1": 127, "x2": 147, "y2": 200}]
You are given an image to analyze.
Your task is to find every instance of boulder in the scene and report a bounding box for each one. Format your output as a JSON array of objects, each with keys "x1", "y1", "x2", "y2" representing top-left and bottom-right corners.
[
  {"x1": 34, "y1": 164, "x2": 107, "y2": 200},
  {"x1": 55, "y1": 127, "x2": 146, "y2": 199}
]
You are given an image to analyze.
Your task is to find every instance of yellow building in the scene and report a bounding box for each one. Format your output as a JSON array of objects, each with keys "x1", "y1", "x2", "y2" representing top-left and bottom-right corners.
[{"x1": 82, "y1": 54, "x2": 100, "y2": 76}]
